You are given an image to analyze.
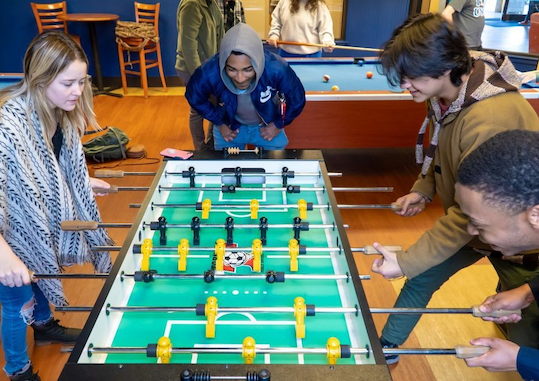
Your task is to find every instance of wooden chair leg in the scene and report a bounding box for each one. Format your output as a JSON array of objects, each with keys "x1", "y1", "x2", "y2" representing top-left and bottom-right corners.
[
  {"x1": 117, "y1": 44, "x2": 128, "y2": 95},
  {"x1": 139, "y1": 49, "x2": 149, "y2": 98},
  {"x1": 156, "y1": 45, "x2": 167, "y2": 92}
]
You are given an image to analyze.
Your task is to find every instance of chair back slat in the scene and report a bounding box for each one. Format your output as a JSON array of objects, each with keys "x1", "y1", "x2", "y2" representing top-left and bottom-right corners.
[
  {"x1": 30, "y1": 2, "x2": 68, "y2": 33},
  {"x1": 135, "y1": 2, "x2": 160, "y2": 34}
]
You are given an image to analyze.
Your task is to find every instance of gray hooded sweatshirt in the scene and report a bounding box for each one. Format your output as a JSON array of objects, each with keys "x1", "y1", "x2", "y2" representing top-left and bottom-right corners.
[{"x1": 218, "y1": 23, "x2": 265, "y2": 126}]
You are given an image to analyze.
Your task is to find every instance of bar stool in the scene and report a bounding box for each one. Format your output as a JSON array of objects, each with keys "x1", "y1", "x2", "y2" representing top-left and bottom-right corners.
[
  {"x1": 530, "y1": 13, "x2": 539, "y2": 54},
  {"x1": 116, "y1": 2, "x2": 167, "y2": 98}
]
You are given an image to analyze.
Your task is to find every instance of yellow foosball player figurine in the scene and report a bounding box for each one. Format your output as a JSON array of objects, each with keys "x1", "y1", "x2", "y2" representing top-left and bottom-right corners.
[
  {"x1": 294, "y1": 297, "x2": 306, "y2": 339},
  {"x1": 140, "y1": 238, "x2": 153, "y2": 271},
  {"x1": 178, "y1": 238, "x2": 189, "y2": 271},
  {"x1": 250, "y1": 199, "x2": 259, "y2": 219},
  {"x1": 215, "y1": 239, "x2": 226, "y2": 272},
  {"x1": 156, "y1": 336, "x2": 172, "y2": 364},
  {"x1": 205, "y1": 296, "x2": 218, "y2": 338},
  {"x1": 252, "y1": 239, "x2": 262, "y2": 272},
  {"x1": 289, "y1": 239, "x2": 299, "y2": 272},
  {"x1": 242, "y1": 336, "x2": 256, "y2": 364}
]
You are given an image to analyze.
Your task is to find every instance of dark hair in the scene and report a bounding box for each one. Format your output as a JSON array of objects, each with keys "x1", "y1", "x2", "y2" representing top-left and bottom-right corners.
[
  {"x1": 230, "y1": 50, "x2": 246, "y2": 56},
  {"x1": 290, "y1": 0, "x2": 323, "y2": 14},
  {"x1": 457, "y1": 130, "x2": 539, "y2": 216},
  {"x1": 379, "y1": 13, "x2": 471, "y2": 87}
]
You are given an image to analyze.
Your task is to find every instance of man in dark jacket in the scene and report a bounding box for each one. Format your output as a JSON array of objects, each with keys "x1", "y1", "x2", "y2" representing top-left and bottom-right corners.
[
  {"x1": 186, "y1": 23, "x2": 306, "y2": 150},
  {"x1": 456, "y1": 130, "x2": 539, "y2": 380}
]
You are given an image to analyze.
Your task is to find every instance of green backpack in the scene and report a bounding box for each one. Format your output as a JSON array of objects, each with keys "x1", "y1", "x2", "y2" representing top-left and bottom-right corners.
[{"x1": 83, "y1": 127, "x2": 130, "y2": 163}]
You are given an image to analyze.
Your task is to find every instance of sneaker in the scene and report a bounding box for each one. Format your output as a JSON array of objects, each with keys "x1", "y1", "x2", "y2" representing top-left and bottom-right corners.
[
  {"x1": 9, "y1": 365, "x2": 40, "y2": 381},
  {"x1": 519, "y1": 20, "x2": 530, "y2": 25},
  {"x1": 380, "y1": 337, "x2": 400, "y2": 365},
  {"x1": 32, "y1": 318, "x2": 81, "y2": 346}
]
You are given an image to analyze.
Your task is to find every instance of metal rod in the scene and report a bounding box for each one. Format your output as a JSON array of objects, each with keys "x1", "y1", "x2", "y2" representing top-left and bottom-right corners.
[
  {"x1": 142, "y1": 222, "x2": 338, "y2": 230},
  {"x1": 121, "y1": 273, "x2": 357, "y2": 281},
  {"x1": 152, "y1": 203, "x2": 330, "y2": 209},
  {"x1": 165, "y1": 171, "x2": 332, "y2": 177},
  {"x1": 151, "y1": 203, "x2": 399, "y2": 211},
  {"x1": 145, "y1": 246, "x2": 341, "y2": 253},
  {"x1": 94, "y1": 223, "x2": 132, "y2": 228},
  {"x1": 370, "y1": 308, "x2": 473, "y2": 314},
  {"x1": 158, "y1": 186, "x2": 392, "y2": 193},
  {"x1": 337, "y1": 204, "x2": 395, "y2": 209},
  {"x1": 32, "y1": 273, "x2": 108, "y2": 279},
  {"x1": 91, "y1": 246, "x2": 122, "y2": 251},
  {"x1": 88, "y1": 346, "x2": 467, "y2": 357},
  {"x1": 106, "y1": 306, "x2": 358, "y2": 314},
  {"x1": 56, "y1": 306, "x2": 93, "y2": 312}
]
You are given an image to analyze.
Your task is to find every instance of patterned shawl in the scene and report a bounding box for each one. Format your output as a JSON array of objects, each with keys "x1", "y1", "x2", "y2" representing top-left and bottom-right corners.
[
  {"x1": 416, "y1": 50, "x2": 521, "y2": 176},
  {"x1": 0, "y1": 96, "x2": 112, "y2": 306}
]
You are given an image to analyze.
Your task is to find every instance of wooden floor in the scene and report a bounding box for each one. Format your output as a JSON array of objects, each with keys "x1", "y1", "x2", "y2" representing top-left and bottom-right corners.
[{"x1": 0, "y1": 95, "x2": 523, "y2": 380}]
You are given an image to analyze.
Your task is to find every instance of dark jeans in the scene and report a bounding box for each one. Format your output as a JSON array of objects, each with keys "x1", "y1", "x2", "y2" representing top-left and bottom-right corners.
[{"x1": 382, "y1": 246, "x2": 539, "y2": 349}]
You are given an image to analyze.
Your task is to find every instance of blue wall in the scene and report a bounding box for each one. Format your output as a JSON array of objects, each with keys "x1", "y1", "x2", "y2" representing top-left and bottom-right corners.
[{"x1": 0, "y1": 0, "x2": 410, "y2": 78}]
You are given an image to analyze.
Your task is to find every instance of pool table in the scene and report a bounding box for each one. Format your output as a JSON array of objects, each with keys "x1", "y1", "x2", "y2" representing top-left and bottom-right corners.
[
  {"x1": 284, "y1": 58, "x2": 427, "y2": 149},
  {"x1": 284, "y1": 57, "x2": 539, "y2": 149},
  {"x1": 0, "y1": 73, "x2": 23, "y2": 90}
]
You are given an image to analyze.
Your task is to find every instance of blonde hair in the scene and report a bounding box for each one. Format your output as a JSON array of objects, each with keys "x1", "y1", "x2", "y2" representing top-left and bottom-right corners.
[
  {"x1": 0, "y1": 31, "x2": 97, "y2": 142},
  {"x1": 290, "y1": 0, "x2": 324, "y2": 14}
]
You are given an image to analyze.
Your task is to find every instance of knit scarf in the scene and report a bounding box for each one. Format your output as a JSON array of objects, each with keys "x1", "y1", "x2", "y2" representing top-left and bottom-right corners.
[
  {"x1": 0, "y1": 96, "x2": 113, "y2": 306},
  {"x1": 416, "y1": 51, "x2": 521, "y2": 176}
]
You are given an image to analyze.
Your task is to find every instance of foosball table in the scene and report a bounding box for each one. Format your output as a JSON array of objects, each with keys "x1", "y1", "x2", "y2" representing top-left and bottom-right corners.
[{"x1": 59, "y1": 150, "x2": 392, "y2": 380}]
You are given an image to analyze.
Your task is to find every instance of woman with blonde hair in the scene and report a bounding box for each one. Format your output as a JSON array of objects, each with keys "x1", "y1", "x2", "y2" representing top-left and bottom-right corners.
[
  {"x1": 0, "y1": 30, "x2": 112, "y2": 381},
  {"x1": 267, "y1": 0, "x2": 335, "y2": 57}
]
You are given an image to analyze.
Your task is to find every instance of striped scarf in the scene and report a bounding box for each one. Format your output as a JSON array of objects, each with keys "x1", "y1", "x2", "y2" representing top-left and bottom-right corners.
[
  {"x1": 416, "y1": 51, "x2": 521, "y2": 176},
  {"x1": 0, "y1": 96, "x2": 112, "y2": 306}
]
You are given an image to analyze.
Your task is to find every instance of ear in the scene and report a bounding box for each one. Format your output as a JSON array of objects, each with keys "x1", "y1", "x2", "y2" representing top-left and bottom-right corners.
[{"x1": 528, "y1": 205, "x2": 539, "y2": 229}]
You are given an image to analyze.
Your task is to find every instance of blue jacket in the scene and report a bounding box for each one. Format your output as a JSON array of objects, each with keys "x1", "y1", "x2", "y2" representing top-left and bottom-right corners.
[
  {"x1": 517, "y1": 346, "x2": 539, "y2": 381},
  {"x1": 185, "y1": 25, "x2": 305, "y2": 130},
  {"x1": 517, "y1": 277, "x2": 539, "y2": 381}
]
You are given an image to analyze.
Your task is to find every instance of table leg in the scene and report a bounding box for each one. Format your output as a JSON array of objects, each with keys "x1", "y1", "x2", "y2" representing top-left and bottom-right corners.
[{"x1": 87, "y1": 22, "x2": 122, "y2": 98}]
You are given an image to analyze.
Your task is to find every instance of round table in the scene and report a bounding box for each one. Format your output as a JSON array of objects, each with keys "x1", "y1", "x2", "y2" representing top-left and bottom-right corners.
[{"x1": 59, "y1": 13, "x2": 121, "y2": 97}]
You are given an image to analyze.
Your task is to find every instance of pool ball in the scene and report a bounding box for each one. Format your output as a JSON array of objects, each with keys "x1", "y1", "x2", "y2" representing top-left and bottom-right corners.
[
  {"x1": 323, "y1": 74, "x2": 330, "y2": 82},
  {"x1": 366, "y1": 71, "x2": 373, "y2": 79},
  {"x1": 331, "y1": 85, "x2": 339, "y2": 91}
]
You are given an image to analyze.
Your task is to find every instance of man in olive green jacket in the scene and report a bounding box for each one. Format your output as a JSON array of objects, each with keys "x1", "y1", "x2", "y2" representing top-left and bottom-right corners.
[
  {"x1": 370, "y1": 13, "x2": 539, "y2": 364},
  {"x1": 176, "y1": 0, "x2": 224, "y2": 150}
]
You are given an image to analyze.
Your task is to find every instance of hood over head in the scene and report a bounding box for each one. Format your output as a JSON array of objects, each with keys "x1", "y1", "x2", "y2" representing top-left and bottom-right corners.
[{"x1": 219, "y1": 23, "x2": 265, "y2": 94}]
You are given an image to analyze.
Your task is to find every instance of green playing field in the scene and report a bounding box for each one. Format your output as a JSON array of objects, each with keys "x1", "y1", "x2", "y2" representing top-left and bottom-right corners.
[{"x1": 81, "y1": 158, "x2": 378, "y2": 368}]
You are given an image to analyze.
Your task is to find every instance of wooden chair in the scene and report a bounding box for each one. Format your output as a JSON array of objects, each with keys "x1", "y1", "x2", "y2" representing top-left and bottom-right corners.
[
  {"x1": 117, "y1": 2, "x2": 167, "y2": 98},
  {"x1": 30, "y1": 2, "x2": 80, "y2": 44}
]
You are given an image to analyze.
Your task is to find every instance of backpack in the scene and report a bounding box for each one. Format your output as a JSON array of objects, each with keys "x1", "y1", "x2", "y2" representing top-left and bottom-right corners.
[{"x1": 83, "y1": 127, "x2": 129, "y2": 163}]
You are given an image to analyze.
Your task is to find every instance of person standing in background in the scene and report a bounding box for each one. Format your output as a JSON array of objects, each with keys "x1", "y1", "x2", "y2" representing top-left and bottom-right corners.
[
  {"x1": 217, "y1": 0, "x2": 246, "y2": 31},
  {"x1": 267, "y1": 0, "x2": 335, "y2": 57},
  {"x1": 441, "y1": 0, "x2": 485, "y2": 50},
  {"x1": 269, "y1": 0, "x2": 280, "y2": 14},
  {"x1": 186, "y1": 23, "x2": 306, "y2": 150},
  {"x1": 175, "y1": 0, "x2": 224, "y2": 150}
]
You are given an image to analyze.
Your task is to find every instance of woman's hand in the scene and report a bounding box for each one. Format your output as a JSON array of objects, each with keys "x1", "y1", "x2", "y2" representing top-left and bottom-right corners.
[
  {"x1": 0, "y1": 235, "x2": 31, "y2": 287},
  {"x1": 267, "y1": 37, "x2": 279, "y2": 49},
  {"x1": 90, "y1": 177, "x2": 111, "y2": 197}
]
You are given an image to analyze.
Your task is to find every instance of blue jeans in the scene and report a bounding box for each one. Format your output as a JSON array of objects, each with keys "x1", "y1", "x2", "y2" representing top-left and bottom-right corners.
[
  {"x1": 278, "y1": 49, "x2": 322, "y2": 58},
  {"x1": 0, "y1": 283, "x2": 52, "y2": 375},
  {"x1": 213, "y1": 124, "x2": 289, "y2": 150}
]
